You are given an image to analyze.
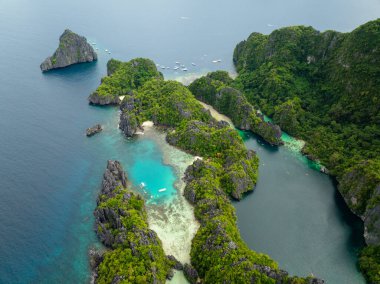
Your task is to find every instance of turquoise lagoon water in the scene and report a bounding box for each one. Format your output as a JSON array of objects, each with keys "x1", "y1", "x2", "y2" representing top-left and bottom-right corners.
[{"x1": 0, "y1": 0, "x2": 379, "y2": 283}]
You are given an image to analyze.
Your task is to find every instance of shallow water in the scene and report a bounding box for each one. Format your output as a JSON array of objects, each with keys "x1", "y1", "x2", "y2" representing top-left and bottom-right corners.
[{"x1": 0, "y1": 0, "x2": 379, "y2": 283}]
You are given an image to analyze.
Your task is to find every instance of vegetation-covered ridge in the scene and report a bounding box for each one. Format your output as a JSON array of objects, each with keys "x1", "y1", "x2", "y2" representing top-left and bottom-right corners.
[
  {"x1": 93, "y1": 160, "x2": 179, "y2": 283},
  {"x1": 94, "y1": 58, "x2": 325, "y2": 283},
  {"x1": 233, "y1": 18, "x2": 380, "y2": 283},
  {"x1": 88, "y1": 58, "x2": 163, "y2": 105},
  {"x1": 183, "y1": 159, "x2": 323, "y2": 284},
  {"x1": 40, "y1": 29, "x2": 97, "y2": 72},
  {"x1": 188, "y1": 71, "x2": 282, "y2": 146}
]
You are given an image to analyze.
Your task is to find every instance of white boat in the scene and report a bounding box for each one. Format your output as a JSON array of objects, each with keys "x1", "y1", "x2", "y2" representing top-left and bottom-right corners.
[
  {"x1": 182, "y1": 68, "x2": 188, "y2": 71},
  {"x1": 173, "y1": 66, "x2": 179, "y2": 70},
  {"x1": 166, "y1": 67, "x2": 170, "y2": 69},
  {"x1": 180, "y1": 64, "x2": 185, "y2": 68},
  {"x1": 158, "y1": 188, "x2": 167, "y2": 192},
  {"x1": 161, "y1": 66, "x2": 166, "y2": 69},
  {"x1": 108, "y1": 51, "x2": 111, "y2": 54},
  {"x1": 212, "y1": 59, "x2": 222, "y2": 63},
  {"x1": 140, "y1": 182, "x2": 146, "y2": 188},
  {"x1": 92, "y1": 42, "x2": 96, "y2": 45},
  {"x1": 105, "y1": 49, "x2": 108, "y2": 52},
  {"x1": 175, "y1": 61, "x2": 180, "y2": 64},
  {"x1": 191, "y1": 63, "x2": 196, "y2": 66}
]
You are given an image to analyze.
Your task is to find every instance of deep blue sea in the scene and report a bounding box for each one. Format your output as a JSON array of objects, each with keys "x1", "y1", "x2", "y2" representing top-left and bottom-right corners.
[{"x1": 0, "y1": 0, "x2": 379, "y2": 283}]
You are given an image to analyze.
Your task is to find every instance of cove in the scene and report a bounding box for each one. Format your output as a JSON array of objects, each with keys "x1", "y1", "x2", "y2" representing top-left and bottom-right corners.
[{"x1": 234, "y1": 131, "x2": 366, "y2": 283}]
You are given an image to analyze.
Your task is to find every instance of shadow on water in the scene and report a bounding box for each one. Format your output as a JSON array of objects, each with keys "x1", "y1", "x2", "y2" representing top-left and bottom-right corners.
[
  {"x1": 332, "y1": 178, "x2": 366, "y2": 253},
  {"x1": 42, "y1": 61, "x2": 99, "y2": 80},
  {"x1": 238, "y1": 129, "x2": 280, "y2": 153}
]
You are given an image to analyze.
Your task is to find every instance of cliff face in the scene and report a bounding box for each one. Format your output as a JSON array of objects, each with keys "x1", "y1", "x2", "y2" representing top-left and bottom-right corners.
[
  {"x1": 339, "y1": 160, "x2": 380, "y2": 245},
  {"x1": 40, "y1": 29, "x2": 97, "y2": 71}
]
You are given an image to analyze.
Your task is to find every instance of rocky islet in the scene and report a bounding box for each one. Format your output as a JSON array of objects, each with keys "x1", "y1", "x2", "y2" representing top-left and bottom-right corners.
[{"x1": 40, "y1": 29, "x2": 97, "y2": 72}]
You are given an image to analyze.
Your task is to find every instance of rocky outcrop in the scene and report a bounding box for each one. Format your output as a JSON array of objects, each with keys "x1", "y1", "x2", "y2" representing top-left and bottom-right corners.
[
  {"x1": 183, "y1": 264, "x2": 200, "y2": 284},
  {"x1": 86, "y1": 124, "x2": 102, "y2": 137},
  {"x1": 40, "y1": 29, "x2": 97, "y2": 72},
  {"x1": 88, "y1": 94, "x2": 120, "y2": 105},
  {"x1": 119, "y1": 110, "x2": 141, "y2": 137},
  {"x1": 119, "y1": 94, "x2": 143, "y2": 137}
]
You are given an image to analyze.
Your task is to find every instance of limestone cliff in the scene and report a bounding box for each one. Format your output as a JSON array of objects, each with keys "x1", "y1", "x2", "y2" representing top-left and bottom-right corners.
[{"x1": 40, "y1": 29, "x2": 97, "y2": 72}]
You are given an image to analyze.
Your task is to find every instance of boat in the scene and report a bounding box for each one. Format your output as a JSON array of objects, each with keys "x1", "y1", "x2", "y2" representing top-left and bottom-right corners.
[
  {"x1": 191, "y1": 63, "x2": 196, "y2": 66},
  {"x1": 166, "y1": 67, "x2": 170, "y2": 69},
  {"x1": 161, "y1": 66, "x2": 166, "y2": 69},
  {"x1": 212, "y1": 59, "x2": 222, "y2": 63},
  {"x1": 173, "y1": 66, "x2": 179, "y2": 70},
  {"x1": 108, "y1": 51, "x2": 111, "y2": 54},
  {"x1": 158, "y1": 188, "x2": 167, "y2": 192},
  {"x1": 182, "y1": 68, "x2": 188, "y2": 71},
  {"x1": 180, "y1": 64, "x2": 185, "y2": 68},
  {"x1": 140, "y1": 182, "x2": 146, "y2": 188},
  {"x1": 175, "y1": 62, "x2": 180, "y2": 64},
  {"x1": 105, "y1": 49, "x2": 108, "y2": 52}
]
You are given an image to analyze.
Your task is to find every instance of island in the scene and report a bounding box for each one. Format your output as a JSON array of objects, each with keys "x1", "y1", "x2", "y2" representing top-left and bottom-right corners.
[
  {"x1": 40, "y1": 29, "x2": 97, "y2": 72},
  {"x1": 233, "y1": 19, "x2": 380, "y2": 283},
  {"x1": 91, "y1": 59, "x2": 324, "y2": 283}
]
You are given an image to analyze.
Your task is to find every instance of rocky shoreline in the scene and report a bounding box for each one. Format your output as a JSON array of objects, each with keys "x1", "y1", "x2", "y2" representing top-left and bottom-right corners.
[{"x1": 92, "y1": 160, "x2": 184, "y2": 283}]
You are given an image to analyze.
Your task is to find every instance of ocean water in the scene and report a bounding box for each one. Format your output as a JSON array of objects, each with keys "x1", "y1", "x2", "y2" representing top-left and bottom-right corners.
[{"x1": 0, "y1": 0, "x2": 379, "y2": 283}]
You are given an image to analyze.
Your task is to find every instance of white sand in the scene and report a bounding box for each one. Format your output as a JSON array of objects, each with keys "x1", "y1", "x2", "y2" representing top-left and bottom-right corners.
[
  {"x1": 142, "y1": 120, "x2": 154, "y2": 128},
  {"x1": 142, "y1": 126, "x2": 199, "y2": 266},
  {"x1": 198, "y1": 101, "x2": 234, "y2": 127}
]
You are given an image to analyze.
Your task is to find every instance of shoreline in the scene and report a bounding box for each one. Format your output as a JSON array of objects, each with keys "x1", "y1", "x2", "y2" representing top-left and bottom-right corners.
[{"x1": 141, "y1": 122, "x2": 199, "y2": 265}]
